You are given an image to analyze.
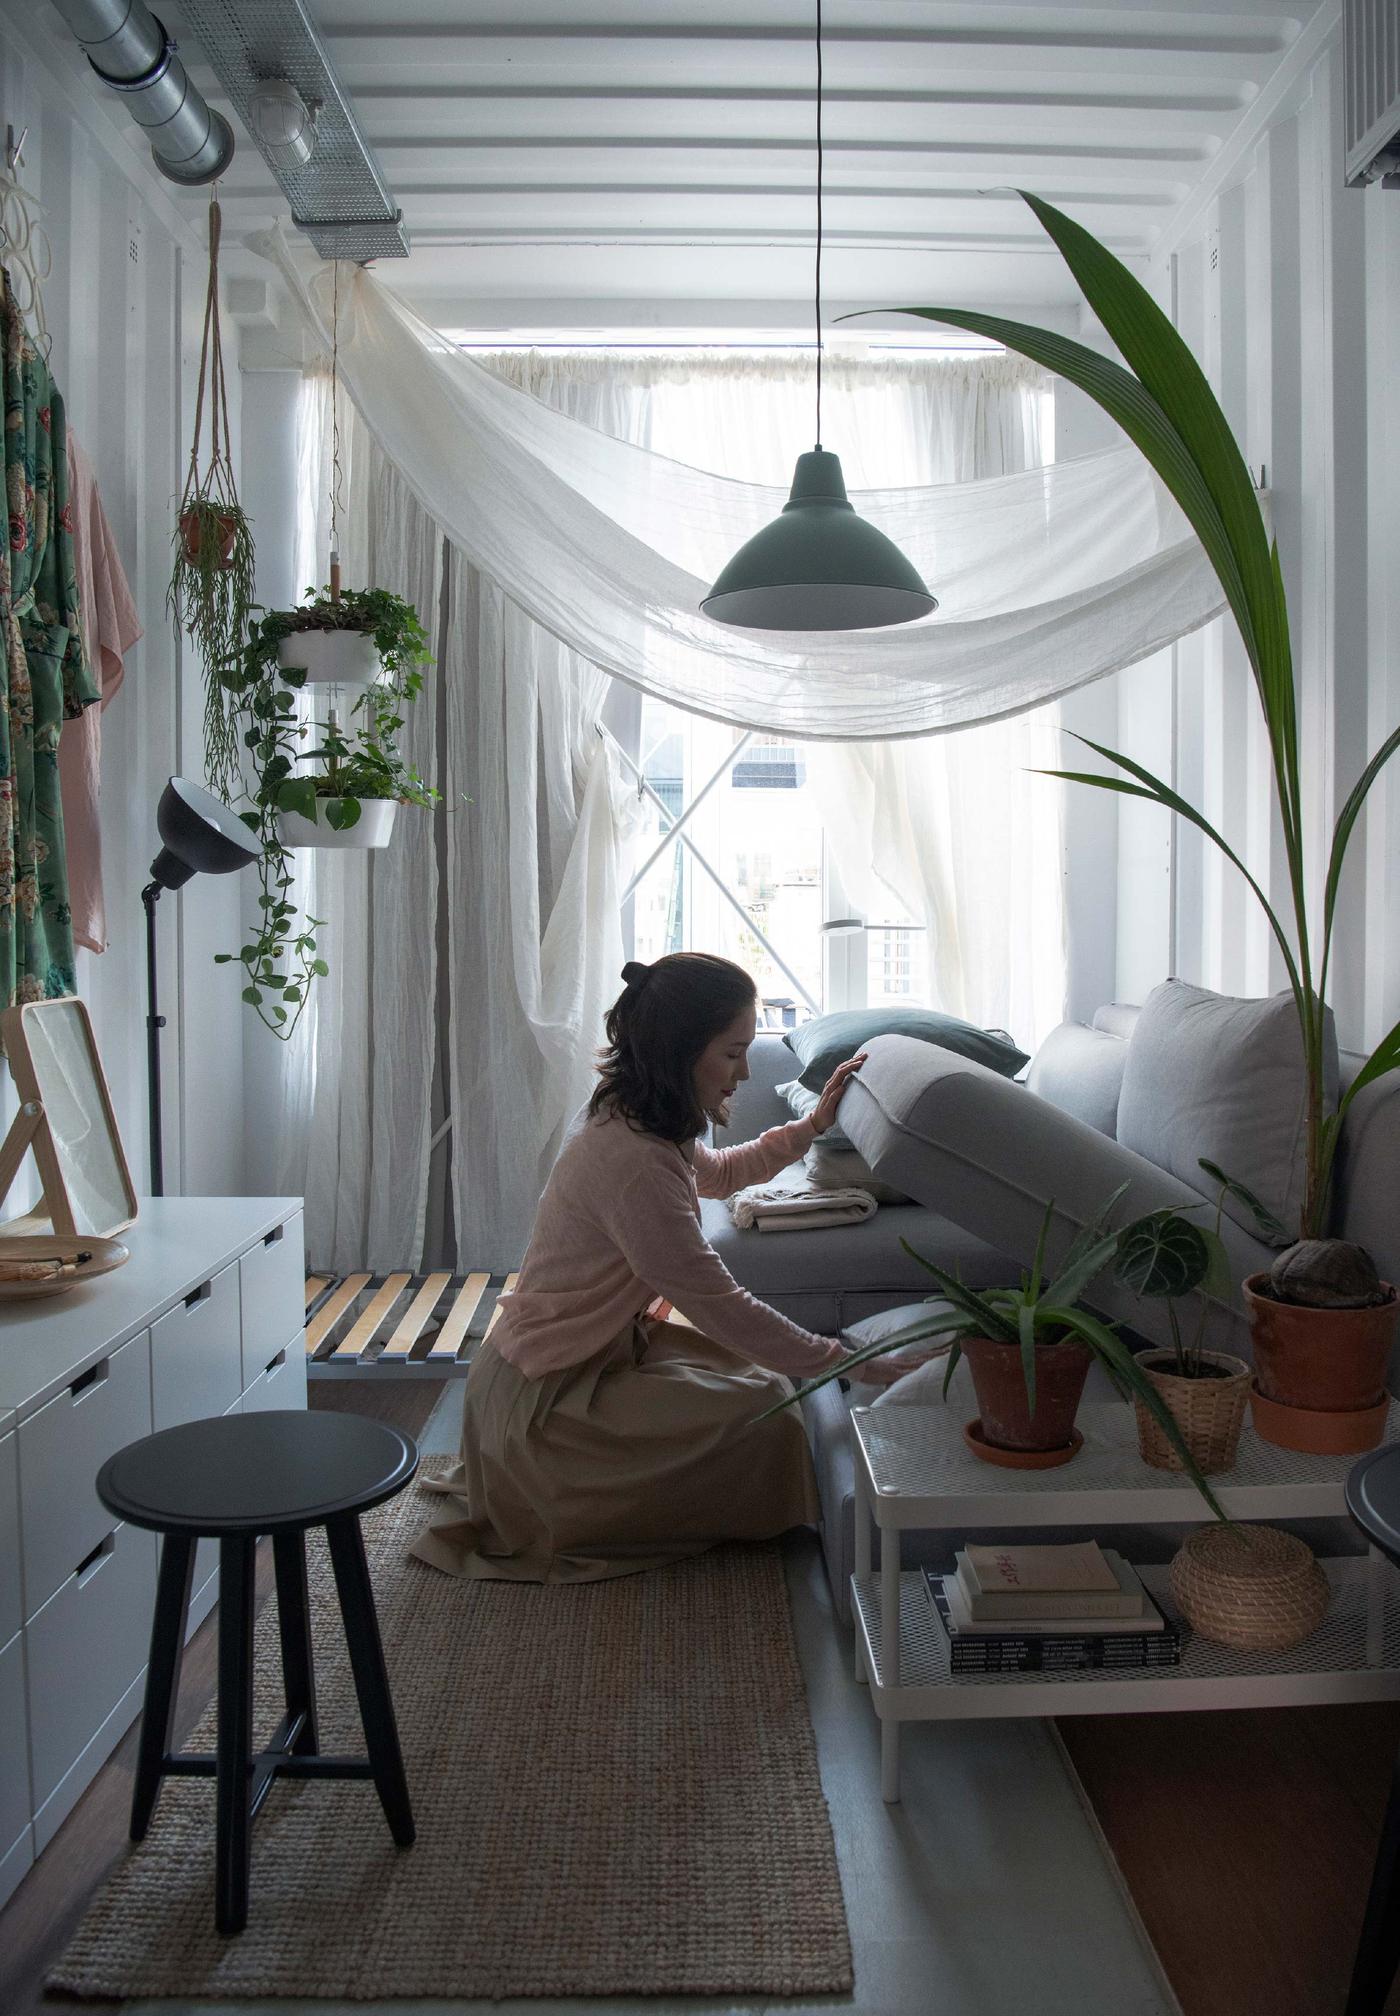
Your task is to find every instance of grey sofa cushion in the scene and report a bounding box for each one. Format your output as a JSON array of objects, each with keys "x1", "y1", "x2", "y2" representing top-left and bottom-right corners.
[
  {"x1": 1025, "y1": 1020, "x2": 1128, "y2": 1137},
  {"x1": 837, "y1": 1034, "x2": 1270, "y2": 1357},
  {"x1": 1117, "y1": 980, "x2": 1337, "y2": 1245},
  {"x1": 702, "y1": 1193, "x2": 1011, "y2": 1336},
  {"x1": 775, "y1": 1077, "x2": 856, "y2": 1152}
]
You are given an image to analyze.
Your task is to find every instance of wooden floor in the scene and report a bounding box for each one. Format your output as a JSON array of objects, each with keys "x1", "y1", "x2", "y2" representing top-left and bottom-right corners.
[
  {"x1": 1059, "y1": 1703, "x2": 1400, "y2": 2016},
  {"x1": 2, "y1": 1372, "x2": 1396, "y2": 2016},
  {"x1": 0, "y1": 1379, "x2": 443, "y2": 2016}
]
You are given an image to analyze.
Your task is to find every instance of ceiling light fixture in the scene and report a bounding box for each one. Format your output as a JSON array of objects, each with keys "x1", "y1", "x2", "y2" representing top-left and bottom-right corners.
[
  {"x1": 701, "y1": 0, "x2": 936, "y2": 632},
  {"x1": 247, "y1": 76, "x2": 318, "y2": 172}
]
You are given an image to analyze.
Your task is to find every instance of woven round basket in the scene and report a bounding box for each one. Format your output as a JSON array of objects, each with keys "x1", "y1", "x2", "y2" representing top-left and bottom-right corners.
[
  {"x1": 1168, "y1": 1522, "x2": 1330, "y2": 1652},
  {"x1": 1133, "y1": 1350, "x2": 1252, "y2": 1474}
]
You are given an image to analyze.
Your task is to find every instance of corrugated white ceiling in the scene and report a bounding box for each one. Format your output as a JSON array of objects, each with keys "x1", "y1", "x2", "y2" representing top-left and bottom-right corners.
[{"x1": 164, "y1": 0, "x2": 1323, "y2": 322}]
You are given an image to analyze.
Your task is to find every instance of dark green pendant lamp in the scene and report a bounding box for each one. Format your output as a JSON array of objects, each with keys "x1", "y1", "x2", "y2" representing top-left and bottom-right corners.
[{"x1": 701, "y1": 0, "x2": 936, "y2": 632}]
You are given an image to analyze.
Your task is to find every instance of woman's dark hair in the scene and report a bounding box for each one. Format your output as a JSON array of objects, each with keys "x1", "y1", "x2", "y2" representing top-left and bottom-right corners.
[{"x1": 590, "y1": 952, "x2": 757, "y2": 1141}]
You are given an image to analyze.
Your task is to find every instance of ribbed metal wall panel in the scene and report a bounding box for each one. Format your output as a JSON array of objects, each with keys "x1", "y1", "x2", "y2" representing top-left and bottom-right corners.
[{"x1": 1345, "y1": 0, "x2": 1400, "y2": 185}]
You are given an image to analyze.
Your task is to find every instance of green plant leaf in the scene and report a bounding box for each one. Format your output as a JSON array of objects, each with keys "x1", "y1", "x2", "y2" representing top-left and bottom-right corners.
[
  {"x1": 274, "y1": 777, "x2": 318, "y2": 821},
  {"x1": 324, "y1": 795, "x2": 363, "y2": 833},
  {"x1": 1338, "y1": 1014, "x2": 1400, "y2": 1119},
  {"x1": 1042, "y1": 1225, "x2": 1122, "y2": 1311},
  {"x1": 241, "y1": 985, "x2": 263, "y2": 1006},
  {"x1": 1016, "y1": 1292, "x2": 1038, "y2": 1415},
  {"x1": 1321, "y1": 722, "x2": 1400, "y2": 999},
  {"x1": 898, "y1": 1240, "x2": 1020, "y2": 1343},
  {"x1": 1114, "y1": 1211, "x2": 1211, "y2": 1299},
  {"x1": 1197, "y1": 1158, "x2": 1294, "y2": 1244}
]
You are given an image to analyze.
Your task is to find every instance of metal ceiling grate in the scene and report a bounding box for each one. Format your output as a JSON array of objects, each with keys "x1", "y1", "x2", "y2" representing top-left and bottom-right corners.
[{"x1": 174, "y1": 0, "x2": 409, "y2": 257}]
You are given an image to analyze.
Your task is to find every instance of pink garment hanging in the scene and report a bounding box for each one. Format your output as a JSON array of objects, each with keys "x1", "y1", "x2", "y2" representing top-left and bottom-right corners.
[{"x1": 59, "y1": 432, "x2": 142, "y2": 953}]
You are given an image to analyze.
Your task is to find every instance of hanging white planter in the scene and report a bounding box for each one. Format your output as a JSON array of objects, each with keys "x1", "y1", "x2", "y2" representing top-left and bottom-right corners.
[
  {"x1": 276, "y1": 627, "x2": 382, "y2": 686},
  {"x1": 276, "y1": 799, "x2": 399, "y2": 850}
]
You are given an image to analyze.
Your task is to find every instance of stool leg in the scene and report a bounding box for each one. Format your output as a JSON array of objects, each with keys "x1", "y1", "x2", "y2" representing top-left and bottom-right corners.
[
  {"x1": 272, "y1": 1531, "x2": 319, "y2": 1754},
  {"x1": 215, "y1": 1534, "x2": 257, "y2": 1935},
  {"x1": 325, "y1": 1514, "x2": 415, "y2": 1847},
  {"x1": 130, "y1": 1533, "x2": 195, "y2": 1840},
  {"x1": 1348, "y1": 1749, "x2": 1400, "y2": 2015}
]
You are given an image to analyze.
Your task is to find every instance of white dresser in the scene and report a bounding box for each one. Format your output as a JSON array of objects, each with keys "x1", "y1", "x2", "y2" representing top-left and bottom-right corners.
[{"x1": 0, "y1": 1196, "x2": 306, "y2": 1908}]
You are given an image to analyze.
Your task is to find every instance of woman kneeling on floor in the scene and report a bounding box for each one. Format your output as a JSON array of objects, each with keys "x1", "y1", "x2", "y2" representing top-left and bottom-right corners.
[{"x1": 411, "y1": 951, "x2": 895, "y2": 1583}]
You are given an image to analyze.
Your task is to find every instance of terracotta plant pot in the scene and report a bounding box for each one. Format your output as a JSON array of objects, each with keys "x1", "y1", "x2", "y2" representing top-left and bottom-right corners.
[
  {"x1": 1245, "y1": 1274, "x2": 1397, "y2": 1409},
  {"x1": 1132, "y1": 1350, "x2": 1251, "y2": 1475},
  {"x1": 179, "y1": 505, "x2": 238, "y2": 569},
  {"x1": 959, "y1": 1334, "x2": 1091, "y2": 1457}
]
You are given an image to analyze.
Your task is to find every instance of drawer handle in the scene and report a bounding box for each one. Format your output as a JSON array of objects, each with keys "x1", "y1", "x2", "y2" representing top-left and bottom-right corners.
[
  {"x1": 184, "y1": 1279, "x2": 213, "y2": 1311},
  {"x1": 76, "y1": 1532, "x2": 116, "y2": 1585},
  {"x1": 263, "y1": 1224, "x2": 285, "y2": 1249},
  {"x1": 264, "y1": 1348, "x2": 287, "y2": 1376},
  {"x1": 71, "y1": 1358, "x2": 110, "y2": 1401}
]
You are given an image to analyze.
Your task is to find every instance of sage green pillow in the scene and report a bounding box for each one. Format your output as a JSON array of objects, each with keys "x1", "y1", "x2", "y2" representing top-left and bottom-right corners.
[{"x1": 784, "y1": 1008, "x2": 1029, "y2": 1093}]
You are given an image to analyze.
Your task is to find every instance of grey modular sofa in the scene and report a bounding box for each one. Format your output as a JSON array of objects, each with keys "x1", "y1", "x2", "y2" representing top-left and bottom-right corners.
[{"x1": 713, "y1": 1007, "x2": 1400, "y2": 1622}]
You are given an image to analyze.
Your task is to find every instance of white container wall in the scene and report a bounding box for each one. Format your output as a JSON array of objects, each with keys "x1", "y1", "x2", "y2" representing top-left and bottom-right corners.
[{"x1": 0, "y1": 12, "x2": 248, "y2": 1202}]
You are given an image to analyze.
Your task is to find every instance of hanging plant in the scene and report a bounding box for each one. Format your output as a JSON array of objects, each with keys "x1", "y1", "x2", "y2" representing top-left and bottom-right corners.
[
  {"x1": 166, "y1": 193, "x2": 253, "y2": 803},
  {"x1": 215, "y1": 584, "x2": 437, "y2": 1038}
]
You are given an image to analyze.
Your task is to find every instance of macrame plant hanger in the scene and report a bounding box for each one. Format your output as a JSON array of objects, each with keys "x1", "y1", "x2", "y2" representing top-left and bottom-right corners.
[{"x1": 169, "y1": 190, "x2": 254, "y2": 801}]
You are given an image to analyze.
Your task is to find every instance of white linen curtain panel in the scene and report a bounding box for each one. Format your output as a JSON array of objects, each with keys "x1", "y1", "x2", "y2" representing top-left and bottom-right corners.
[
  {"x1": 277, "y1": 345, "x2": 1063, "y2": 1271},
  {"x1": 260, "y1": 235, "x2": 1226, "y2": 739}
]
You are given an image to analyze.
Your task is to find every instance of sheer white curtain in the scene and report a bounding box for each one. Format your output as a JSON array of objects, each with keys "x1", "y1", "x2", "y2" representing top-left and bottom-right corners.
[
  {"x1": 638, "y1": 353, "x2": 1065, "y2": 1049},
  {"x1": 278, "y1": 364, "x2": 644, "y2": 1272}
]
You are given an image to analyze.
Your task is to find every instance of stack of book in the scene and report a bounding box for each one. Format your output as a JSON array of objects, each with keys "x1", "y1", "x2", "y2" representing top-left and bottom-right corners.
[{"x1": 925, "y1": 1540, "x2": 1181, "y2": 1674}]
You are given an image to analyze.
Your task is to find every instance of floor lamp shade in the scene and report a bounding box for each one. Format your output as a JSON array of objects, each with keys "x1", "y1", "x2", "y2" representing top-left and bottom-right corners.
[
  {"x1": 149, "y1": 777, "x2": 260, "y2": 890},
  {"x1": 701, "y1": 450, "x2": 937, "y2": 631}
]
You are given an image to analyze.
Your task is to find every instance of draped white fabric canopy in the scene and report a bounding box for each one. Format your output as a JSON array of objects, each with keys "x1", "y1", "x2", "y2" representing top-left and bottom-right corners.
[{"x1": 261, "y1": 236, "x2": 1223, "y2": 739}]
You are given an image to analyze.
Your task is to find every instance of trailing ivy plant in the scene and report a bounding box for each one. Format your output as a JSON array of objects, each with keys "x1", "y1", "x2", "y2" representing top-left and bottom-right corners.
[
  {"x1": 850, "y1": 192, "x2": 1400, "y2": 1275},
  {"x1": 215, "y1": 584, "x2": 437, "y2": 1039}
]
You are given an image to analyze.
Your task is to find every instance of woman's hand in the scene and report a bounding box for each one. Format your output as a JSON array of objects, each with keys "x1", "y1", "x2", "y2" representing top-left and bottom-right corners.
[{"x1": 809, "y1": 1052, "x2": 867, "y2": 1134}]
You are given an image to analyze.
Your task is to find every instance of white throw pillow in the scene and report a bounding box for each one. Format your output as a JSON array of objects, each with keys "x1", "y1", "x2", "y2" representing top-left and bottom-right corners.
[
  {"x1": 1115, "y1": 979, "x2": 1337, "y2": 1245},
  {"x1": 841, "y1": 1300, "x2": 959, "y2": 1404}
]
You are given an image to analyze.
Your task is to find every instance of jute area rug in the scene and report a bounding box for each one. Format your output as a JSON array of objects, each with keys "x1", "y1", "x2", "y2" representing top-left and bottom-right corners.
[{"x1": 50, "y1": 1458, "x2": 852, "y2": 2002}]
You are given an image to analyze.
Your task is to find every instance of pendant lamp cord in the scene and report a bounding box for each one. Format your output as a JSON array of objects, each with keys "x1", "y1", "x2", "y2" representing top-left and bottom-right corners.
[{"x1": 814, "y1": 0, "x2": 823, "y2": 451}]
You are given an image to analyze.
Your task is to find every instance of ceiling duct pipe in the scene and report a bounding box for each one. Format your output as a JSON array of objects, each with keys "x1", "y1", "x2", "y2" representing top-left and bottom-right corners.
[{"x1": 51, "y1": 0, "x2": 235, "y2": 186}]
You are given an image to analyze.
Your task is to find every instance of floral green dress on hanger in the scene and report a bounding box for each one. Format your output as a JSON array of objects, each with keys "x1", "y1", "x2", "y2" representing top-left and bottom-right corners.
[{"x1": 1, "y1": 264, "x2": 99, "y2": 1010}]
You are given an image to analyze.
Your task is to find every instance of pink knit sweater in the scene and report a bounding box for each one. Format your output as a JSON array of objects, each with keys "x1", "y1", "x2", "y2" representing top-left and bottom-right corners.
[{"x1": 490, "y1": 1106, "x2": 848, "y2": 1379}]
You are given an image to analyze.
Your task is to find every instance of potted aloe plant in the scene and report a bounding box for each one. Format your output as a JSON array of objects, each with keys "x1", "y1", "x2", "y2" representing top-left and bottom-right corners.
[
  {"x1": 855, "y1": 192, "x2": 1400, "y2": 1453},
  {"x1": 771, "y1": 1188, "x2": 1227, "y2": 1518}
]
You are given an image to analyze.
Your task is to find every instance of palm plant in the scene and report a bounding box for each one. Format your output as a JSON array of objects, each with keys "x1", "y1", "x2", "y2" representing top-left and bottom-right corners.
[{"x1": 849, "y1": 192, "x2": 1400, "y2": 1265}]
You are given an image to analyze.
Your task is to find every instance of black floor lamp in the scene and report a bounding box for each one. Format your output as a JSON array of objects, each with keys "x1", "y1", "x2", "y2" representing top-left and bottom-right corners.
[{"x1": 144, "y1": 777, "x2": 259, "y2": 1196}]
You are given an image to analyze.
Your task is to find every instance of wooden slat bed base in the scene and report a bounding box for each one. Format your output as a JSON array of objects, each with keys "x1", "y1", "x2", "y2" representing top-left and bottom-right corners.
[
  {"x1": 426, "y1": 1273, "x2": 490, "y2": 1359},
  {"x1": 380, "y1": 1271, "x2": 452, "y2": 1358},
  {"x1": 305, "y1": 1273, "x2": 371, "y2": 1353},
  {"x1": 332, "y1": 1272, "x2": 413, "y2": 1360},
  {"x1": 303, "y1": 1269, "x2": 514, "y2": 1372}
]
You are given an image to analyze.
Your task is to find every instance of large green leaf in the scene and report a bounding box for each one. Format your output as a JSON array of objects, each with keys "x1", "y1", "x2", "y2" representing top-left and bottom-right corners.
[
  {"x1": 1321, "y1": 722, "x2": 1400, "y2": 998},
  {"x1": 1039, "y1": 733, "x2": 1303, "y2": 1002},
  {"x1": 1339, "y1": 1013, "x2": 1400, "y2": 1119},
  {"x1": 1015, "y1": 192, "x2": 1286, "y2": 716},
  {"x1": 899, "y1": 1242, "x2": 1021, "y2": 1344},
  {"x1": 845, "y1": 302, "x2": 1260, "y2": 672}
]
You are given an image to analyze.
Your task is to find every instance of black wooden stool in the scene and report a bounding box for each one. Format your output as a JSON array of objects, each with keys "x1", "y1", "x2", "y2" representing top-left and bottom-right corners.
[
  {"x1": 97, "y1": 1410, "x2": 418, "y2": 1935},
  {"x1": 1345, "y1": 1444, "x2": 1400, "y2": 2014}
]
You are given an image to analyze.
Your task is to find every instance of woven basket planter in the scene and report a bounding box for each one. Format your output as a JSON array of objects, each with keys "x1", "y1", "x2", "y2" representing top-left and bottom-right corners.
[
  {"x1": 1168, "y1": 1522, "x2": 1330, "y2": 1652},
  {"x1": 1132, "y1": 1350, "x2": 1252, "y2": 1475}
]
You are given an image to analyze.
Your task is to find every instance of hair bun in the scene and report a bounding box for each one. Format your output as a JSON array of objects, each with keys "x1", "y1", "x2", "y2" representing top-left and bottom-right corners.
[{"x1": 621, "y1": 961, "x2": 651, "y2": 989}]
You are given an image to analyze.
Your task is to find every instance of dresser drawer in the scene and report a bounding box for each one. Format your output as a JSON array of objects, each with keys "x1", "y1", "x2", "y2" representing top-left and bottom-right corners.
[
  {"x1": 241, "y1": 1338, "x2": 308, "y2": 1414},
  {"x1": 0, "y1": 1433, "x2": 19, "y2": 1645},
  {"x1": 151, "y1": 1260, "x2": 242, "y2": 1430},
  {"x1": 26, "y1": 1519, "x2": 155, "y2": 1811},
  {"x1": 18, "y1": 1331, "x2": 152, "y2": 1621},
  {"x1": 0, "y1": 1631, "x2": 30, "y2": 1860},
  {"x1": 239, "y1": 1215, "x2": 305, "y2": 1383}
]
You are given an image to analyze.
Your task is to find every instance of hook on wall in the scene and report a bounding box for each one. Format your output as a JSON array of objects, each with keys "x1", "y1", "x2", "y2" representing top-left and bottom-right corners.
[{"x1": 5, "y1": 125, "x2": 28, "y2": 177}]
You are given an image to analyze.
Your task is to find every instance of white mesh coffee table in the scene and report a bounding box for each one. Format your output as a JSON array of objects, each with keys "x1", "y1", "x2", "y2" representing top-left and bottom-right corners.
[{"x1": 852, "y1": 1400, "x2": 1400, "y2": 1802}]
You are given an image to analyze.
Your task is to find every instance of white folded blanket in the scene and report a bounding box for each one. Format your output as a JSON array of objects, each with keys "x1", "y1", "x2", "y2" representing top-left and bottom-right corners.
[{"x1": 727, "y1": 1181, "x2": 878, "y2": 1234}]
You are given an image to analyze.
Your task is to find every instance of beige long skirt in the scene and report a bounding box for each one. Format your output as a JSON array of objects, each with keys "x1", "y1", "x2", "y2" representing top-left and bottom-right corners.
[{"x1": 408, "y1": 1316, "x2": 821, "y2": 1583}]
